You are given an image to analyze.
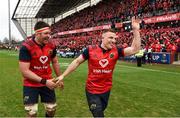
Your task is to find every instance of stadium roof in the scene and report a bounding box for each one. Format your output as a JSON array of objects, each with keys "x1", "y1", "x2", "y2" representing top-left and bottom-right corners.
[
  {"x1": 13, "y1": 0, "x2": 46, "y2": 18},
  {"x1": 36, "y1": 0, "x2": 90, "y2": 18},
  {"x1": 12, "y1": 0, "x2": 101, "y2": 39},
  {"x1": 13, "y1": 0, "x2": 98, "y2": 19}
]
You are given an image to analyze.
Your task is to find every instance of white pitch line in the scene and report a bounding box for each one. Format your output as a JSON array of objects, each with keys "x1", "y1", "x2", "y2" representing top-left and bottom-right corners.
[
  {"x1": 9, "y1": 54, "x2": 18, "y2": 56},
  {"x1": 0, "y1": 51, "x2": 18, "y2": 56},
  {"x1": 60, "y1": 62, "x2": 180, "y2": 75},
  {"x1": 59, "y1": 63, "x2": 69, "y2": 67},
  {"x1": 119, "y1": 65, "x2": 180, "y2": 75}
]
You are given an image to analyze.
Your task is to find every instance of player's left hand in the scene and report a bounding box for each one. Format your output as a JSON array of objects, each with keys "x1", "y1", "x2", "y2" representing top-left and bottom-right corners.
[
  {"x1": 57, "y1": 80, "x2": 64, "y2": 90},
  {"x1": 131, "y1": 16, "x2": 142, "y2": 30}
]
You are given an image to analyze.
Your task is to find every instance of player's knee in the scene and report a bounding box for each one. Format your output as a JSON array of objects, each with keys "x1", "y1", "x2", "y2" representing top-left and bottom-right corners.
[
  {"x1": 44, "y1": 103, "x2": 57, "y2": 117},
  {"x1": 25, "y1": 104, "x2": 38, "y2": 117}
]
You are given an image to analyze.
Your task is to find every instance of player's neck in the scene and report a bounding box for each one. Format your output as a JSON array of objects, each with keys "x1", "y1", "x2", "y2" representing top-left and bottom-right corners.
[
  {"x1": 35, "y1": 37, "x2": 43, "y2": 46},
  {"x1": 100, "y1": 43, "x2": 108, "y2": 50}
]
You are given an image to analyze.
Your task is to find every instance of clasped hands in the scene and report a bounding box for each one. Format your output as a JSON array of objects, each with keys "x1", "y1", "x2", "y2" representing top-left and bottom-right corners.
[{"x1": 46, "y1": 75, "x2": 64, "y2": 90}]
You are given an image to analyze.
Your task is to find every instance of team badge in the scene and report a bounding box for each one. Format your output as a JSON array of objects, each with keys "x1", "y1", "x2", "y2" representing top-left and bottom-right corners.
[{"x1": 110, "y1": 53, "x2": 114, "y2": 58}]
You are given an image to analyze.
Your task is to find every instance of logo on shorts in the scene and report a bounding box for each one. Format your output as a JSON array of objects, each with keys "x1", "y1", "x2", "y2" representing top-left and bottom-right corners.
[
  {"x1": 90, "y1": 103, "x2": 97, "y2": 110},
  {"x1": 24, "y1": 96, "x2": 29, "y2": 102},
  {"x1": 99, "y1": 59, "x2": 109, "y2": 68},
  {"x1": 39, "y1": 56, "x2": 48, "y2": 64}
]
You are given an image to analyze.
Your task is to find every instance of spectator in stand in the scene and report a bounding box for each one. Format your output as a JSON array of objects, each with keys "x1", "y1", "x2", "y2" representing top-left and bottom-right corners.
[
  {"x1": 155, "y1": 42, "x2": 162, "y2": 52},
  {"x1": 51, "y1": 0, "x2": 178, "y2": 33}
]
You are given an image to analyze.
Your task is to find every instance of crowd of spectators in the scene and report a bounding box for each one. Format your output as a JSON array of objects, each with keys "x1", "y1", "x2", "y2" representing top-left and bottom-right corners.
[
  {"x1": 51, "y1": 0, "x2": 179, "y2": 33},
  {"x1": 51, "y1": 20, "x2": 180, "y2": 54},
  {"x1": 49, "y1": 0, "x2": 180, "y2": 56}
]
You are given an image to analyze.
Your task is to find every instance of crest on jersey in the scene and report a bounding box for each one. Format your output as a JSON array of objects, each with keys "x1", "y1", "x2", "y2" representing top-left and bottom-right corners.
[
  {"x1": 99, "y1": 59, "x2": 109, "y2": 68},
  {"x1": 110, "y1": 53, "x2": 114, "y2": 58},
  {"x1": 39, "y1": 56, "x2": 48, "y2": 64}
]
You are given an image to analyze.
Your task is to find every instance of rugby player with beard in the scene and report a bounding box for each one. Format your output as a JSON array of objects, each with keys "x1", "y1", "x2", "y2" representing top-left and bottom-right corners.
[{"x1": 19, "y1": 21, "x2": 63, "y2": 117}]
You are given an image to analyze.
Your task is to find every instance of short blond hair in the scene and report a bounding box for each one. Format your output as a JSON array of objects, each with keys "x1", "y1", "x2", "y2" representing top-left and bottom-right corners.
[{"x1": 102, "y1": 29, "x2": 117, "y2": 34}]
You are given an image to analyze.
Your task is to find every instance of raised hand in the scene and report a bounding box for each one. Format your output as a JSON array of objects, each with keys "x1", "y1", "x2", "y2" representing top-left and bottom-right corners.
[{"x1": 131, "y1": 16, "x2": 142, "y2": 30}]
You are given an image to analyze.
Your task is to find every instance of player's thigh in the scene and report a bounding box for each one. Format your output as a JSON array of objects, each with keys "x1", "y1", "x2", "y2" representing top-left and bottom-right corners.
[
  {"x1": 39, "y1": 86, "x2": 56, "y2": 103},
  {"x1": 23, "y1": 86, "x2": 39, "y2": 116},
  {"x1": 86, "y1": 90, "x2": 103, "y2": 111},
  {"x1": 100, "y1": 90, "x2": 110, "y2": 111},
  {"x1": 23, "y1": 86, "x2": 39, "y2": 105}
]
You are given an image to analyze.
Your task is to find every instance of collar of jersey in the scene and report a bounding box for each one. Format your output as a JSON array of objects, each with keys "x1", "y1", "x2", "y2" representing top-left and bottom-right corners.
[{"x1": 99, "y1": 45, "x2": 111, "y2": 53}]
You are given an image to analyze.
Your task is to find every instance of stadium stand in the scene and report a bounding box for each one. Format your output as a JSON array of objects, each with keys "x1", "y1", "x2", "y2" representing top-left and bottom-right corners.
[
  {"x1": 51, "y1": 0, "x2": 179, "y2": 32},
  {"x1": 50, "y1": 0, "x2": 179, "y2": 55},
  {"x1": 12, "y1": 0, "x2": 180, "y2": 62}
]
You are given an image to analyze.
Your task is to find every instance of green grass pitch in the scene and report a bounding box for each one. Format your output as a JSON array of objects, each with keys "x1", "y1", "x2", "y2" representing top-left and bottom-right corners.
[{"x1": 0, "y1": 50, "x2": 180, "y2": 117}]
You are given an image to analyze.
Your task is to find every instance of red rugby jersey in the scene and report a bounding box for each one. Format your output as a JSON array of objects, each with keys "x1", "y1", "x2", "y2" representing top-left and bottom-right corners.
[
  {"x1": 22, "y1": 39, "x2": 55, "y2": 87},
  {"x1": 86, "y1": 45, "x2": 122, "y2": 94}
]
